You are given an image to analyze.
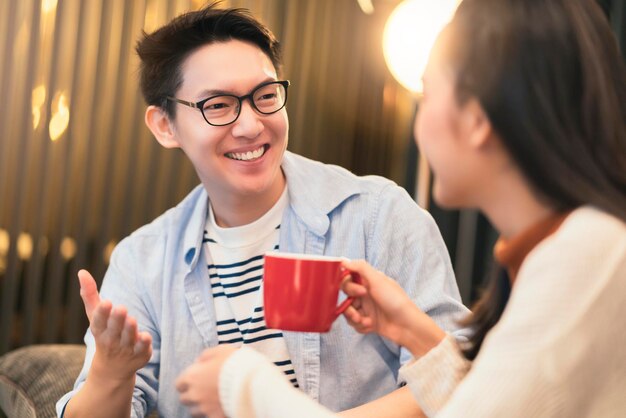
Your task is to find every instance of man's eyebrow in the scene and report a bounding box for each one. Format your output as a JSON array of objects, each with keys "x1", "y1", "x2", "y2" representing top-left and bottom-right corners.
[
  {"x1": 193, "y1": 78, "x2": 277, "y2": 100},
  {"x1": 194, "y1": 88, "x2": 231, "y2": 99}
]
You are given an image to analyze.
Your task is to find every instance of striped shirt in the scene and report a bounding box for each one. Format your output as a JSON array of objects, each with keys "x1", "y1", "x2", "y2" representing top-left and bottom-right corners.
[{"x1": 204, "y1": 188, "x2": 298, "y2": 387}]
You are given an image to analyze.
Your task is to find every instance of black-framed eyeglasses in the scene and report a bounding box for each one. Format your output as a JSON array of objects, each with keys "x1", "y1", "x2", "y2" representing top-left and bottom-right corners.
[{"x1": 166, "y1": 80, "x2": 290, "y2": 127}]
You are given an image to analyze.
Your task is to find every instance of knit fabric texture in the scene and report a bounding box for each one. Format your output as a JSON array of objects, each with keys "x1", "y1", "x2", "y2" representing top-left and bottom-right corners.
[{"x1": 0, "y1": 344, "x2": 85, "y2": 418}]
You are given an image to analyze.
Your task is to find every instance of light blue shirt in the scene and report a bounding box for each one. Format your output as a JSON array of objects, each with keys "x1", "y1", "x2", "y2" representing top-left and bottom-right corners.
[{"x1": 57, "y1": 151, "x2": 469, "y2": 417}]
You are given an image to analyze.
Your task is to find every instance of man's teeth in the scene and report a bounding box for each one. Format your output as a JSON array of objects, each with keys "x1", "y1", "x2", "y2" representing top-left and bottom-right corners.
[{"x1": 226, "y1": 146, "x2": 265, "y2": 161}]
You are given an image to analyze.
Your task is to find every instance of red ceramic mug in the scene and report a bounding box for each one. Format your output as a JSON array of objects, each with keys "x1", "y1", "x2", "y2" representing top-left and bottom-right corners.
[{"x1": 263, "y1": 252, "x2": 361, "y2": 332}]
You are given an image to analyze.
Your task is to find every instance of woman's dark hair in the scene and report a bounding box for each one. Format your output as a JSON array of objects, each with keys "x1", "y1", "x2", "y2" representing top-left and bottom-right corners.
[
  {"x1": 135, "y1": 2, "x2": 282, "y2": 118},
  {"x1": 435, "y1": 0, "x2": 626, "y2": 359}
]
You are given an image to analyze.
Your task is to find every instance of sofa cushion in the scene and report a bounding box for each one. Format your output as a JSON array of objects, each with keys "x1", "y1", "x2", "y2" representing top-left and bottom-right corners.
[{"x1": 0, "y1": 344, "x2": 85, "y2": 418}]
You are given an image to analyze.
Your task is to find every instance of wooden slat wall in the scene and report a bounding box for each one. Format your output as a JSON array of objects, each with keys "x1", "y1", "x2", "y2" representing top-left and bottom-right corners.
[
  {"x1": 0, "y1": 0, "x2": 415, "y2": 355},
  {"x1": 2, "y1": 0, "x2": 623, "y2": 354}
]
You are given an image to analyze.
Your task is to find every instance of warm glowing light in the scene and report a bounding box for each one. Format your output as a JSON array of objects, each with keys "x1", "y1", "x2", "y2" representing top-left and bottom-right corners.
[
  {"x1": 17, "y1": 233, "x2": 33, "y2": 260},
  {"x1": 0, "y1": 229, "x2": 7, "y2": 273},
  {"x1": 33, "y1": 109, "x2": 41, "y2": 129},
  {"x1": 49, "y1": 91, "x2": 70, "y2": 141},
  {"x1": 191, "y1": 0, "x2": 206, "y2": 10},
  {"x1": 60, "y1": 237, "x2": 77, "y2": 260},
  {"x1": 0, "y1": 229, "x2": 9, "y2": 255},
  {"x1": 144, "y1": 0, "x2": 161, "y2": 33},
  {"x1": 103, "y1": 240, "x2": 117, "y2": 264},
  {"x1": 41, "y1": 0, "x2": 58, "y2": 14},
  {"x1": 383, "y1": 0, "x2": 460, "y2": 93},
  {"x1": 357, "y1": 0, "x2": 375, "y2": 14},
  {"x1": 32, "y1": 85, "x2": 46, "y2": 129}
]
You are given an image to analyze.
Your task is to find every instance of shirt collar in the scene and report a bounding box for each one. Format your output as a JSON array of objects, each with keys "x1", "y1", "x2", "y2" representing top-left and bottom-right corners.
[
  {"x1": 281, "y1": 151, "x2": 359, "y2": 236},
  {"x1": 182, "y1": 151, "x2": 361, "y2": 267},
  {"x1": 494, "y1": 211, "x2": 571, "y2": 284},
  {"x1": 181, "y1": 185, "x2": 210, "y2": 269}
]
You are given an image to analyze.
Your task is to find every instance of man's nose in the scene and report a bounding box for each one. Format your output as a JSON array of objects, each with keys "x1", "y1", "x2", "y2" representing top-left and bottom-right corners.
[{"x1": 230, "y1": 100, "x2": 264, "y2": 139}]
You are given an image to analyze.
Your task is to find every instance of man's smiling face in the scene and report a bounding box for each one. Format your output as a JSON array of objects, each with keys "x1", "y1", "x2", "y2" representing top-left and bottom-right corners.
[{"x1": 169, "y1": 39, "x2": 288, "y2": 206}]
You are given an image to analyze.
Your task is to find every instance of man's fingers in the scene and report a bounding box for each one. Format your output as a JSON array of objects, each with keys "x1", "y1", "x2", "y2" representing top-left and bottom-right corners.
[
  {"x1": 78, "y1": 269, "x2": 101, "y2": 321},
  {"x1": 119, "y1": 316, "x2": 138, "y2": 348},
  {"x1": 90, "y1": 300, "x2": 113, "y2": 335},
  {"x1": 106, "y1": 306, "x2": 128, "y2": 341},
  {"x1": 133, "y1": 331, "x2": 152, "y2": 356}
]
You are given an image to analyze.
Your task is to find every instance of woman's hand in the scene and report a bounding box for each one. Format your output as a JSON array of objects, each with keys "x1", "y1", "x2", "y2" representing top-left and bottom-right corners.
[
  {"x1": 78, "y1": 269, "x2": 152, "y2": 381},
  {"x1": 341, "y1": 260, "x2": 446, "y2": 357},
  {"x1": 176, "y1": 345, "x2": 239, "y2": 418}
]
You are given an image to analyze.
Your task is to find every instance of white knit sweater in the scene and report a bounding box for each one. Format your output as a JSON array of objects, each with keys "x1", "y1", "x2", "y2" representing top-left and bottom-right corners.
[{"x1": 219, "y1": 207, "x2": 626, "y2": 417}]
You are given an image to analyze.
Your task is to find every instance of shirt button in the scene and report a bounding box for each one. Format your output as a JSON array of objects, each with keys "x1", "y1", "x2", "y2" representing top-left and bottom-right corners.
[{"x1": 184, "y1": 248, "x2": 196, "y2": 264}]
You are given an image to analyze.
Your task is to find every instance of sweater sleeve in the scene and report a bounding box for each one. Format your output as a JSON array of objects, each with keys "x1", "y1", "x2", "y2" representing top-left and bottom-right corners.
[
  {"x1": 399, "y1": 335, "x2": 471, "y2": 417},
  {"x1": 220, "y1": 347, "x2": 338, "y2": 418},
  {"x1": 404, "y1": 209, "x2": 626, "y2": 417}
]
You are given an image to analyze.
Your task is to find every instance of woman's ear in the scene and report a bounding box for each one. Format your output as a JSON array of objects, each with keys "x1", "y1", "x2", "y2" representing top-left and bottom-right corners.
[
  {"x1": 145, "y1": 105, "x2": 180, "y2": 149},
  {"x1": 462, "y1": 99, "x2": 493, "y2": 149}
]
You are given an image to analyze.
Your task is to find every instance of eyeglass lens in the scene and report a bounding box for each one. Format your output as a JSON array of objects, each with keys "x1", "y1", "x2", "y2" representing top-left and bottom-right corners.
[{"x1": 202, "y1": 82, "x2": 286, "y2": 125}]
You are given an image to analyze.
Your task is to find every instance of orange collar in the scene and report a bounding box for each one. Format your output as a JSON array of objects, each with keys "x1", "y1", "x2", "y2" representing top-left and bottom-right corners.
[{"x1": 494, "y1": 212, "x2": 571, "y2": 284}]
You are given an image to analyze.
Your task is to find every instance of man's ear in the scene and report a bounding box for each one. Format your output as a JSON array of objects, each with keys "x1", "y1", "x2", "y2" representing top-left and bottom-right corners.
[
  {"x1": 462, "y1": 98, "x2": 493, "y2": 149},
  {"x1": 145, "y1": 105, "x2": 180, "y2": 149}
]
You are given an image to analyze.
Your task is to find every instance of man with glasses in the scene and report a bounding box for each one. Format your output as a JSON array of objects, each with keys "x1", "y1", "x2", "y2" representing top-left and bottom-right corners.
[
  {"x1": 166, "y1": 80, "x2": 290, "y2": 128},
  {"x1": 58, "y1": 4, "x2": 467, "y2": 418}
]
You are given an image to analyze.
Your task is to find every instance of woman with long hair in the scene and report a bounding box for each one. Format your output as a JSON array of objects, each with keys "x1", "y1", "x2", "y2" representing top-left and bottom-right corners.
[{"x1": 176, "y1": 0, "x2": 626, "y2": 416}]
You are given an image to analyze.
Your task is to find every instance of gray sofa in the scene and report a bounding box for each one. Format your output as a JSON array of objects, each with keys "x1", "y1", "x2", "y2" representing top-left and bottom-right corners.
[
  {"x1": 0, "y1": 345, "x2": 161, "y2": 418},
  {"x1": 0, "y1": 345, "x2": 85, "y2": 418}
]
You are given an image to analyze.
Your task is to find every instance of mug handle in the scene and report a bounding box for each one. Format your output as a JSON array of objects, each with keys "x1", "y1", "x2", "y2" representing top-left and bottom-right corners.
[{"x1": 334, "y1": 269, "x2": 362, "y2": 318}]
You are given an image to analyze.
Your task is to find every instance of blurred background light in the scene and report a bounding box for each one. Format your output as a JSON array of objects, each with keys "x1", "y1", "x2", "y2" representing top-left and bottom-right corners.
[
  {"x1": 103, "y1": 240, "x2": 117, "y2": 265},
  {"x1": 0, "y1": 229, "x2": 9, "y2": 255},
  {"x1": 60, "y1": 237, "x2": 77, "y2": 260},
  {"x1": 383, "y1": 0, "x2": 460, "y2": 94},
  {"x1": 41, "y1": 0, "x2": 58, "y2": 14},
  {"x1": 49, "y1": 91, "x2": 70, "y2": 142},
  {"x1": 32, "y1": 85, "x2": 47, "y2": 130},
  {"x1": 357, "y1": 0, "x2": 375, "y2": 14},
  {"x1": 17, "y1": 233, "x2": 34, "y2": 260}
]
